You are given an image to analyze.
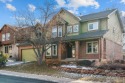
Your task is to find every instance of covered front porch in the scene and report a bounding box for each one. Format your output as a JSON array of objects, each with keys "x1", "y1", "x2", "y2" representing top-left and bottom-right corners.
[{"x1": 58, "y1": 38, "x2": 105, "y2": 62}]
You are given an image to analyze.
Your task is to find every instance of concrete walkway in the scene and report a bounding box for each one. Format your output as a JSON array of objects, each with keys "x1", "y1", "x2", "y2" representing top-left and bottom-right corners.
[
  {"x1": 6, "y1": 61, "x2": 24, "y2": 66},
  {"x1": 0, "y1": 70, "x2": 100, "y2": 83}
]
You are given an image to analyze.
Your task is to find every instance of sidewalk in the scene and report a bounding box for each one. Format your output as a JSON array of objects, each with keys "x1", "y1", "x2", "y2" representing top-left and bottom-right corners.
[{"x1": 0, "y1": 70, "x2": 100, "y2": 83}]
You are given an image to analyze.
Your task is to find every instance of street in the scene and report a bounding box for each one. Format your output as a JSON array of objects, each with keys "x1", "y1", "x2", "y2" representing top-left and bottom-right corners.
[{"x1": 0, "y1": 74, "x2": 56, "y2": 83}]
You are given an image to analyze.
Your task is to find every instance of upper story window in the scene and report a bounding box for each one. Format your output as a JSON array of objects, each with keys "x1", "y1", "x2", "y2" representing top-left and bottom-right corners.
[
  {"x1": 88, "y1": 22, "x2": 98, "y2": 31},
  {"x1": 2, "y1": 33, "x2": 10, "y2": 41},
  {"x1": 52, "y1": 26, "x2": 57, "y2": 38},
  {"x1": 73, "y1": 25, "x2": 79, "y2": 32},
  {"x1": 67, "y1": 26, "x2": 72, "y2": 33},
  {"x1": 36, "y1": 30, "x2": 42, "y2": 38},
  {"x1": 2, "y1": 34, "x2": 5, "y2": 41},
  {"x1": 67, "y1": 24, "x2": 79, "y2": 33},
  {"x1": 52, "y1": 26, "x2": 62, "y2": 38},
  {"x1": 58, "y1": 26, "x2": 62, "y2": 37},
  {"x1": 6, "y1": 33, "x2": 10, "y2": 40}
]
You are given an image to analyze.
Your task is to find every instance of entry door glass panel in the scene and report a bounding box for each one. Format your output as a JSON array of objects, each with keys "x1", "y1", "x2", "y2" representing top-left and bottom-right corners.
[{"x1": 72, "y1": 46, "x2": 75, "y2": 58}]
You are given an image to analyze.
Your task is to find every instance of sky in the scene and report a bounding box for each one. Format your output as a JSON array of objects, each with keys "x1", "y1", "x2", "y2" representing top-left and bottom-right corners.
[{"x1": 0, "y1": 0, "x2": 125, "y2": 28}]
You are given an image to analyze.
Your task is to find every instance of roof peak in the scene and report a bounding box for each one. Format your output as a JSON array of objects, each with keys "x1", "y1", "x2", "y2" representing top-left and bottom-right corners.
[{"x1": 80, "y1": 9, "x2": 117, "y2": 18}]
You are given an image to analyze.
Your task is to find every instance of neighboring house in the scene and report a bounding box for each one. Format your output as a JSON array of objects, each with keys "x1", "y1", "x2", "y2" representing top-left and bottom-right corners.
[
  {"x1": 17, "y1": 23, "x2": 46, "y2": 61},
  {"x1": 18, "y1": 8, "x2": 124, "y2": 62},
  {"x1": 0, "y1": 24, "x2": 18, "y2": 59}
]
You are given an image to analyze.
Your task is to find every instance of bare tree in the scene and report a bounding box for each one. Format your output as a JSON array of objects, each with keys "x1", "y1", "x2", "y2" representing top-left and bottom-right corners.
[{"x1": 14, "y1": 0, "x2": 64, "y2": 65}]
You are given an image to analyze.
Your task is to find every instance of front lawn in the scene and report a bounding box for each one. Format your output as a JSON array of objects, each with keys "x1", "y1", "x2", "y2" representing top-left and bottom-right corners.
[
  {"x1": 1, "y1": 62, "x2": 60, "y2": 76},
  {"x1": 1, "y1": 61, "x2": 125, "y2": 83}
]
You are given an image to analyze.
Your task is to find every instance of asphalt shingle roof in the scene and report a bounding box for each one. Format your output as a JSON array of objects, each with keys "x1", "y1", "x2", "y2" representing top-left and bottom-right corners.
[
  {"x1": 80, "y1": 9, "x2": 116, "y2": 22},
  {"x1": 64, "y1": 30, "x2": 108, "y2": 41}
]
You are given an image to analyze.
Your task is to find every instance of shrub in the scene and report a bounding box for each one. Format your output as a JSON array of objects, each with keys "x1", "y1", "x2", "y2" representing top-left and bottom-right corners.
[
  {"x1": 97, "y1": 63, "x2": 125, "y2": 70},
  {"x1": 46, "y1": 59, "x2": 60, "y2": 66},
  {"x1": 114, "y1": 60, "x2": 125, "y2": 64},
  {"x1": 77, "y1": 60, "x2": 92, "y2": 66},
  {"x1": 0, "y1": 56, "x2": 7, "y2": 67},
  {"x1": 0, "y1": 51, "x2": 7, "y2": 67}
]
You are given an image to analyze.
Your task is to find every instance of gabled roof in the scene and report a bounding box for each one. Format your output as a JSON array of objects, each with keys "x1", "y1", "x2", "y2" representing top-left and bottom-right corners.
[
  {"x1": 60, "y1": 8, "x2": 81, "y2": 21},
  {"x1": 0, "y1": 24, "x2": 18, "y2": 32},
  {"x1": 80, "y1": 9, "x2": 116, "y2": 22}
]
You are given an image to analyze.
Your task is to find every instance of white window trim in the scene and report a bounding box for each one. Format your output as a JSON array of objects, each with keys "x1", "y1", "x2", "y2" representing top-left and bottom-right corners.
[
  {"x1": 51, "y1": 44, "x2": 57, "y2": 56},
  {"x1": 88, "y1": 22, "x2": 99, "y2": 31},
  {"x1": 6, "y1": 33, "x2": 10, "y2": 40},
  {"x1": 86, "y1": 41, "x2": 98, "y2": 54},
  {"x1": 2, "y1": 34, "x2": 5, "y2": 41},
  {"x1": 67, "y1": 25, "x2": 72, "y2": 33},
  {"x1": 4, "y1": 45, "x2": 12, "y2": 54},
  {"x1": 58, "y1": 26, "x2": 62, "y2": 37},
  {"x1": 46, "y1": 44, "x2": 51, "y2": 56},
  {"x1": 52, "y1": 26, "x2": 57, "y2": 38},
  {"x1": 73, "y1": 25, "x2": 79, "y2": 32}
]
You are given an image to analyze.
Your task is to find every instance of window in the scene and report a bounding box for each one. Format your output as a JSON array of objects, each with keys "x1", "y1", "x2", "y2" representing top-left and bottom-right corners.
[
  {"x1": 2, "y1": 33, "x2": 10, "y2": 41},
  {"x1": 5, "y1": 46, "x2": 9, "y2": 53},
  {"x1": 5, "y1": 45, "x2": 12, "y2": 53},
  {"x1": 67, "y1": 26, "x2": 72, "y2": 33},
  {"x1": 58, "y1": 26, "x2": 62, "y2": 37},
  {"x1": 73, "y1": 25, "x2": 79, "y2": 32},
  {"x1": 46, "y1": 44, "x2": 51, "y2": 56},
  {"x1": 36, "y1": 31, "x2": 42, "y2": 38},
  {"x1": 86, "y1": 41, "x2": 98, "y2": 54},
  {"x1": 52, "y1": 44, "x2": 57, "y2": 56},
  {"x1": 88, "y1": 22, "x2": 98, "y2": 31},
  {"x1": 6, "y1": 33, "x2": 10, "y2": 40},
  {"x1": 52, "y1": 26, "x2": 57, "y2": 38},
  {"x1": 52, "y1": 26, "x2": 62, "y2": 38},
  {"x1": 9, "y1": 46, "x2": 12, "y2": 54},
  {"x1": 2, "y1": 34, "x2": 5, "y2": 41},
  {"x1": 46, "y1": 44, "x2": 57, "y2": 57}
]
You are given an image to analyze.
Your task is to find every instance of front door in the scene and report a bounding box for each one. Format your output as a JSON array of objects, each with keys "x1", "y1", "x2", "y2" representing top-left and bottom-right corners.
[{"x1": 67, "y1": 43, "x2": 75, "y2": 58}]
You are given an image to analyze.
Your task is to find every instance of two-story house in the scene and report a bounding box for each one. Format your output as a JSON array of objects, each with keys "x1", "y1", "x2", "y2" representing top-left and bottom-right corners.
[
  {"x1": 0, "y1": 24, "x2": 18, "y2": 59},
  {"x1": 45, "y1": 8, "x2": 124, "y2": 62},
  {"x1": 18, "y1": 8, "x2": 124, "y2": 62}
]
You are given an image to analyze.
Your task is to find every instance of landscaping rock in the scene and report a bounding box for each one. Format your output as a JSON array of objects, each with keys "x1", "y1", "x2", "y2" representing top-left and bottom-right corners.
[{"x1": 52, "y1": 66, "x2": 125, "y2": 77}]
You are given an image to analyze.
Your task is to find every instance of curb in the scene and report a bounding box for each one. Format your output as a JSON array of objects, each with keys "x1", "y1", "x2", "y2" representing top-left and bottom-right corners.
[{"x1": 0, "y1": 70, "x2": 74, "y2": 83}]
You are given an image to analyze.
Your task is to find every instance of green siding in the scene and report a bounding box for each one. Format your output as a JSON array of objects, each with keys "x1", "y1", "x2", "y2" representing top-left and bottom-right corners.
[
  {"x1": 60, "y1": 11, "x2": 79, "y2": 25},
  {"x1": 104, "y1": 12, "x2": 122, "y2": 45},
  {"x1": 59, "y1": 10, "x2": 79, "y2": 36},
  {"x1": 80, "y1": 19, "x2": 107, "y2": 34}
]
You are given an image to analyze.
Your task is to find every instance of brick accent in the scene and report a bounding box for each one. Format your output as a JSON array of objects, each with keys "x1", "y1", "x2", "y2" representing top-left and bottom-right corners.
[
  {"x1": 79, "y1": 39, "x2": 100, "y2": 59},
  {"x1": 58, "y1": 43, "x2": 62, "y2": 60},
  {"x1": 75, "y1": 41, "x2": 79, "y2": 60}
]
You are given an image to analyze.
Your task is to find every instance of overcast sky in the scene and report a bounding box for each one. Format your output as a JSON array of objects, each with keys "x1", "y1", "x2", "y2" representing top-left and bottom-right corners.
[{"x1": 0, "y1": 0, "x2": 125, "y2": 28}]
